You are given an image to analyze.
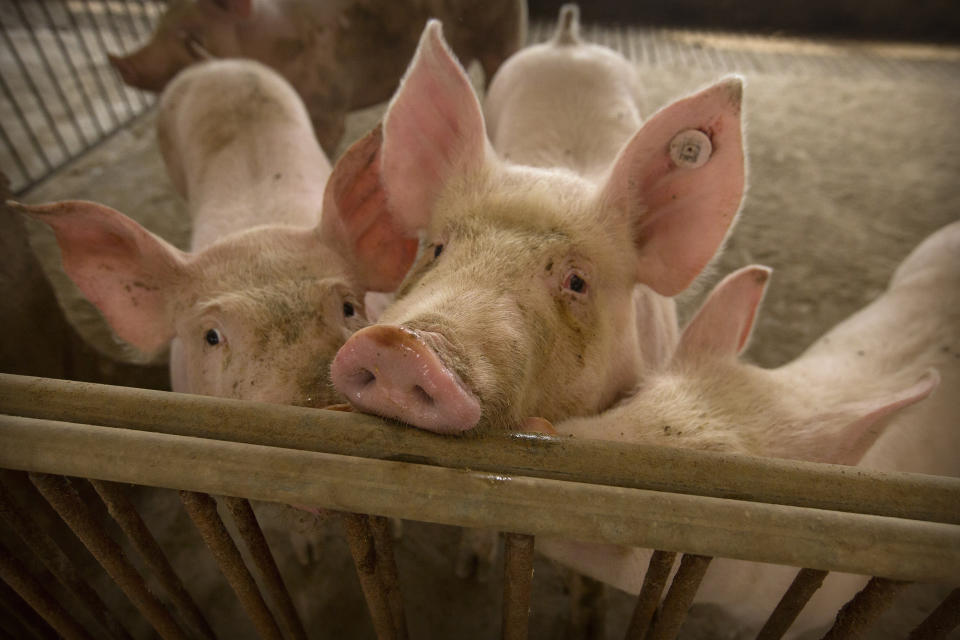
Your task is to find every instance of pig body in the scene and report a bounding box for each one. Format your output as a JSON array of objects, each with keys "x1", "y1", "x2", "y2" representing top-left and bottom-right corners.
[
  {"x1": 331, "y1": 8, "x2": 746, "y2": 433},
  {"x1": 109, "y1": 0, "x2": 527, "y2": 154},
  {"x1": 535, "y1": 220, "x2": 960, "y2": 636},
  {"x1": 12, "y1": 59, "x2": 416, "y2": 406}
]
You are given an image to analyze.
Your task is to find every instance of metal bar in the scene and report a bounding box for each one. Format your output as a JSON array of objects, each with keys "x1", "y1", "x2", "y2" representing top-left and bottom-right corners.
[
  {"x1": 0, "y1": 119, "x2": 32, "y2": 185},
  {"x1": 79, "y1": 0, "x2": 135, "y2": 118},
  {"x1": 98, "y1": 0, "x2": 146, "y2": 110},
  {"x1": 369, "y1": 515, "x2": 409, "y2": 640},
  {"x1": 820, "y1": 577, "x2": 909, "y2": 639},
  {"x1": 178, "y1": 491, "x2": 284, "y2": 640},
  {"x1": 340, "y1": 512, "x2": 397, "y2": 640},
  {"x1": 28, "y1": 473, "x2": 189, "y2": 640},
  {"x1": 645, "y1": 555, "x2": 713, "y2": 640},
  {"x1": 0, "y1": 538, "x2": 94, "y2": 640},
  {"x1": 11, "y1": 0, "x2": 90, "y2": 148},
  {"x1": 90, "y1": 480, "x2": 216, "y2": 640},
  {"x1": 909, "y1": 588, "x2": 960, "y2": 639},
  {"x1": 1, "y1": 414, "x2": 959, "y2": 583},
  {"x1": 0, "y1": 576, "x2": 60, "y2": 640},
  {"x1": 756, "y1": 568, "x2": 829, "y2": 640},
  {"x1": 568, "y1": 572, "x2": 605, "y2": 640},
  {"x1": 0, "y1": 472, "x2": 132, "y2": 640},
  {"x1": 65, "y1": 0, "x2": 122, "y2": 128},
  {"x1": 502, "y1": 532, "x2": 534, "y2": 640},
  {"x1": 221, "y1": 496, "x2": 307, "y2": 640},
  {"x1": 624, "y1": 551, "x2": 677, "y2": 640},
  {"x1": 3, "y1": 374, "x2": 958, "y2": 527}
]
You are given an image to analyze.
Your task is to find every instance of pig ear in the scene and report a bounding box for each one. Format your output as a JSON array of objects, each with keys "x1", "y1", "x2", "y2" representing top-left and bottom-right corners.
[
  {"x1": 379, "y1": 19, "x2": 491, "y2": 234},
  {"x1": 599, "y1": 77, "x2": 746, "y2": 296},
  {"x1": 773, "y1": 370, "x2": 940, "y2": 466},
  {"x1": 676, "y1": 265, "x2": 771, "y2": 362},
  {"x1": 320, "y1": 125, "x2": 419, "y2": 292},
  {"x1": 8, "y1": 200, "x2": 186, "y2": 354}
]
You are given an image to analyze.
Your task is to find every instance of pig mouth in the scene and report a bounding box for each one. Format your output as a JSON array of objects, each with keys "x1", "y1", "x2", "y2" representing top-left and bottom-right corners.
[{"x1": 331, "y1": 324, "x2": 483, "y2": 433}]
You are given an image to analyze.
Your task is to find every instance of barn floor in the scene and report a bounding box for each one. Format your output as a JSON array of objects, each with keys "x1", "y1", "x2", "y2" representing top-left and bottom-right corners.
[{"x1": 3, "y1": 18, "x2": 960, "y2": 640}]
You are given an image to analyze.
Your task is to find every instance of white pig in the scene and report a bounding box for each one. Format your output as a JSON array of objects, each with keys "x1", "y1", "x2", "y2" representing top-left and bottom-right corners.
[
  {"x1": 331, "y1": 8, "x2": 746, "y2": 433},
  {"x1": 528, "y1": 219, "x2": 960, "y2": 637},
  {"x1": 10, "y1": 59, "x2": 416, "y2": 406}
]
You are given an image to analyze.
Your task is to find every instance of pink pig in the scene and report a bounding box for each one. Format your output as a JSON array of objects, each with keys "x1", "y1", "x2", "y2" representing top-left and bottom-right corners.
[
  {"x1": 330, "y1": 8, "x2": 746, "y2": 433},
  {"x1": 529, "y1": 220, "x2": 959, "y2": 636},
  {"x1": 10, "y1": 59, "x2": 416, "y2": 406},
  {"x1": 108, "y1": 0, "x2": 527, "y2": 153}
]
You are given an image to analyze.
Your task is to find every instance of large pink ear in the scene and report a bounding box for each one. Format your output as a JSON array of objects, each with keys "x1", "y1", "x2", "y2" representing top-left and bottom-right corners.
[
  {"x1": 320, "y1": 125, "x2": 419, "y2": 292},
  {"x1": 676, "y1": 265, "x2": 771, "y2": 362},
  {"x1": 379, "y1": 19, "x2": 491, "y2": 234},
  {"x1": 773, "y1": 370, "x2": 940, "y2": 466},
  {"x1": 599, "y1": 77, "x2": 746, "y2": 296},
  {"x1": 8, "y1": 200, "x2": 186, "y2": 354}
]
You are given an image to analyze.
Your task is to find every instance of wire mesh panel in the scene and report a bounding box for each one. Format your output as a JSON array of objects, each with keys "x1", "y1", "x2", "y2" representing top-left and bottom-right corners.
[{"x1": 0, "y1": 0, "x2": 165, "y2": 194}]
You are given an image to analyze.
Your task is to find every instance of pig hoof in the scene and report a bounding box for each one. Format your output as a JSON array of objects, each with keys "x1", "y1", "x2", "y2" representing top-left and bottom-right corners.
[{"x1": 669, "y1": 129, "x2": 712, "y2": 169}]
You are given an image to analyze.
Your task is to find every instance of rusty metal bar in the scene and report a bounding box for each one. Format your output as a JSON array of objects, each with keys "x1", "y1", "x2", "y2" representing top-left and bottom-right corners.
[
  {"x1": 0, "y1": 473, "x2": 131, "y2": 640},
  {"x1": 0, "y1": 569, "x2": 62, "y2": 640},
  {"x1": 2, "y1": 374, "x2": 956, "y2": 526},
  {"x1": 756, "y1": 568, "x2": 830, "y2": 640},
  {"x1": 369, "y1": 515, "x2": 409, "y2": 640},
  {"x1": 28, "y1": 473, "x2": 189, "y2": 640},
  {"x1": 341, "y1": 512, "x2": 397, "y2": 640},
  {"x1": 90, "y1": 480, "x2": 216, "y2": 640},
  {"x1": 821, "y1": 577, "x2": 909, "y2": 639},
  {"x1": 909, "y1": 588, "x2": 960, "y2": 639},
  {"x1": 645, "y1": 554, "x2": 713, "y2": 640},
  {"x1": 502, "y1": 532, "x2": 535, "y2": 640},
  {"x1": 568, "y1": 572, "x2": 605, "y2": 640},
  {"x1": 0, "y1": 538, "x2": 93, "y2": 640},
  {"x1": 221, "y1": 496, "x2": 307, "y2": 640},
  {"x1": 179, "y1": 491, "x2": 283, "y2": 640},
  {"x1": 624, "y1": 551, "x2": 677, "y2": 640},
  {"x1": 1, "y1": 414, "x2": 958, "y2": 583}
]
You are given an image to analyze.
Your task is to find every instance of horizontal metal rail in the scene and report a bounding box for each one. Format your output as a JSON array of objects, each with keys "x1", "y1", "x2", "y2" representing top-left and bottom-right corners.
[
  {"x1": 1, "y1": 373, "x2": 957, "y2": 526},
  {"x1": 0, "y1": 413, "x2": 957, "y2": 583}
]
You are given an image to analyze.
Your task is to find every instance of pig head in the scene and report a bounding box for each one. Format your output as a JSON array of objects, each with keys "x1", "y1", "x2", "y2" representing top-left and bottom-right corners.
[
  {"x1": 9, "y1": 126, "x2": 416, "y2": 406},
  {"x1": 330, "y1": 19, "x2": 745, "y2": 433},
  {"x1": 108, "y1": 0, "x2": 526, "y2": 154}
]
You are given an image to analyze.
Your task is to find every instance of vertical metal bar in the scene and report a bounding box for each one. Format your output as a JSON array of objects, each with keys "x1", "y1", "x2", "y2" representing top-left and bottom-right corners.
[
  {"x1": 820, "y1": 577, "x2": 909, "y2": 640},
  {"x1": 369, "y1": 515, "x2": 409, "y2": 640},
  {"x1": 79, "y1": 0, "x2": 135, "y2": 118},
  {"x1": 97, "y1": 0, "x2": 146, "y2": 110},
  {"x1": 645, "y1": 554, "x2": 713, "y2": 640},
  {"x1": 0, "y1": 538, "x2": 94, "y2": 640},
  {"x1": 11, "y1": 0, "x2": 91, "y2": 148},
  {"x1": 341, "y1": 512, "x2": 397, "y2": 640},
  {"x1": 0, "y1": 120, "x2": 32, "y2": 185},
  {"x1": 568, "y1": 572, "x2": 606, "y2": 640},
  {"x1": 179, "y1": 491, "x2": 284, "y2": 640},
  {"x1": 220, "y1": 496, "x2": 307, "y2": 640},
  {"x1": 624, "y1": 551, "x2": 677, "y2": 640},
  {"x1": 62, "y1": 0, "x2": 122, "y2": 128},
  {"x1": 909, "y1": 588, "x2": 960, "y2": 640},
  {"x1": 0, "y1": 577, "x2": 60, "y2": 640},
  {"x1": 501, "y1": 532, "x2": 535, "y2": 640},
  {"x1": 29, "y1": 473, "x2": 189, "y2": 640},
  {"x1": 0, "y1": 474, "x2": 132, "y2": 640},
  {"x1": 0, "y1": 66, "x2": 54, "y2": 173},
  {"x1": 90, "y1": 480, "x2": 216, "y2": 640},
  {"x1": 38, "y1": 0, "x2": 106, "y2": 137},
  {"x1": 756, "y1": 568, "x2": 829, "y2": 640}
]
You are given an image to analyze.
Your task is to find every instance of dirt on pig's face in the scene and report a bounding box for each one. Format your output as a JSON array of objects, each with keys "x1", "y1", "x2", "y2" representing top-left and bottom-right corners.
[
  {"x1": 378, "y1": 170, "x2": 642, "y2": 432},
  {"x1": 171, "y1": 227, "x2": 367, "y2": 407}
]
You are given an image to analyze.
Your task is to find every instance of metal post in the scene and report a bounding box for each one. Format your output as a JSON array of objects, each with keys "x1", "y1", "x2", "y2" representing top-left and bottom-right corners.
[
  {"x1": 756, "y1": 568, "x2": 829, "y2": 640},
  {"x1": 369, "y1": 515, "x2": 409, "y2": 640},
  {"x1": 624, "y1": 551, "x2": 677, "y2": 640},
  {"x1": 645, "y1": 554, "x2": 713, "y2": 640},
  {"x1": 341, "y1": 512, "x2": 397, "y2": 640},
  {"x1": 909, "y1": 588, "x2": 960, "y2": 640},
  {"x1": 502, "y1": 532, "x2": 535, "y2": 640},
  {"x1": 821, "y1": 577, "x2": 908, "y2": 640}
]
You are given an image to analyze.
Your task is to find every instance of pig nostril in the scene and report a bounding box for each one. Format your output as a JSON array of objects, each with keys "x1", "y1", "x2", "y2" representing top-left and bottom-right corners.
[
  {"x1": 355, "y1": 368, "x2": 375, "y2": 386},
  {"x1": 412, "y1": 385, "x2": 435, "y2": 406}
]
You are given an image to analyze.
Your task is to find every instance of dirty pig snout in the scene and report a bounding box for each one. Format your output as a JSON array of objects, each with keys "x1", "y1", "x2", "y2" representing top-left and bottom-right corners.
[{"x1": 331, "y1": 324, "x2": 482, "y2": 433}]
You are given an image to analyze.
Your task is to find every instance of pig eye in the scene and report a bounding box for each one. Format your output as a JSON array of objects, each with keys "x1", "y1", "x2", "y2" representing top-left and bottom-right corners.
[
  {"x1": 433, "y1": 244, "x2": 444, "y2": 259},
  {"x1": 204, "y1": 328, "x2": 223, "y2": 346},
  {"x1": 343, "y1": 302, "x2": 355, "y2": 318},
  {"x1": 563, "y1": 272, "x2": 588, "y2": 295}
]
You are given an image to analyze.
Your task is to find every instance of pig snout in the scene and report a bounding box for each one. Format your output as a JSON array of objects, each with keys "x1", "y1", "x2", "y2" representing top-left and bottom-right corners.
[{"x1": 331, "y1": 325, "x2": 481, "y2": 433}]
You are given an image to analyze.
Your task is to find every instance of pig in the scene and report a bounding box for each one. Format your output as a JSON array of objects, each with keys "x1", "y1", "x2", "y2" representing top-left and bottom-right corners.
[
  {"x1": 526, "y1": 219, "x2": 960, "y2": 637},
  {"x1": 9, "y1": 59, "x2": 417, "y2": 406},
  {"x1": 108, "y1": 0, "x2": 527, "y2": 154},
  {"x1": 330, "y1": 7, "x2": 746, "y2": 433}
]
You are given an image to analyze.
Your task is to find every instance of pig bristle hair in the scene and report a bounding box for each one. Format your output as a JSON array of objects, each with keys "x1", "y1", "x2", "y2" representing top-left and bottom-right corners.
[{"x1": 553, "y1": 4, "x2": 581, "y2": 46}]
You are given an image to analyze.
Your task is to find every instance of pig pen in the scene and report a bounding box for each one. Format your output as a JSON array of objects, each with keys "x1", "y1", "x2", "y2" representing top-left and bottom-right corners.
[{"x1": 1, "y1": 2, "x2": 959, "y2": 639}]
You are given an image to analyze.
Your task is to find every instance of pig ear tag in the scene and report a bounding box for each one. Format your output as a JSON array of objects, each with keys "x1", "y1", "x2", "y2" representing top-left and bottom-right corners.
[{"x1": 669, "y1": 129, "x2": 712, "y2": 169}]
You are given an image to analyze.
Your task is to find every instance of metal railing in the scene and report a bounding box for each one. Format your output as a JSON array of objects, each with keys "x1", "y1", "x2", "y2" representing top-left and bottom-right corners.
[{"x1": 0, "y1": 373, "x2": 957, "y2": 639}]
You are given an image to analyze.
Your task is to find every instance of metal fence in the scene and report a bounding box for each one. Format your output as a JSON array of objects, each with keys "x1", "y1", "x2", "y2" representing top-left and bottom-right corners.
[
  {"x1": 0, "y1": 373, "x2": 958, "y2": 639},
  {"x1": 0, "y1": 0, "x2": 165, "y2": 195}
]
